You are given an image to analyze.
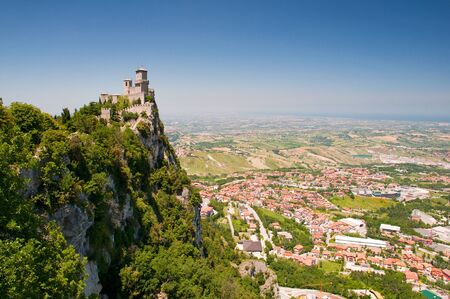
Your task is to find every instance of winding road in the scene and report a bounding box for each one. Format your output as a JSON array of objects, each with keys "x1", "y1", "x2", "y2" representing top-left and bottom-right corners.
[{"x1": 244, "y1": 204, "x2": 274, "y2": 248}]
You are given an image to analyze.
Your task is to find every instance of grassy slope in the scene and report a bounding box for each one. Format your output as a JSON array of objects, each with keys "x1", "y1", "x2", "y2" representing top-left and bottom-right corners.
[
  {"x1": 181, "y1": 151, "x2": 252, "y2": 175},
  {"x1": 330, "y1": 195, "x2": 397, "y2": 211},
  {"x1": 319, "y1": 260, "x2": 342, "y2": 273}
]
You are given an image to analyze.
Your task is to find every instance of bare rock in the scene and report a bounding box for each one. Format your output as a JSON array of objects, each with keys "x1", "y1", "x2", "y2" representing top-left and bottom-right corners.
[
  {"x1": 84, "y1": 261, "x2": 103, "y2": 297},
  {"x1": 50, "y1": 204, "x2": 93, "y2": 256}
]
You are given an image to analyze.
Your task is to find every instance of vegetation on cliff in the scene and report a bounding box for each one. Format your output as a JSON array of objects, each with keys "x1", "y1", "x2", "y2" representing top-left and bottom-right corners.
[
  {"x1": 0, "y1": 101, "x2": 86, "y2": 298},
  {"x1": 0, "y1": 98, "x2": 262, "y2": 298}
]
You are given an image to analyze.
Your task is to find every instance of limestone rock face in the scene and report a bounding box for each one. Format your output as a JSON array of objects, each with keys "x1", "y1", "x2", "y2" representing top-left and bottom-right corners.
[
  {"x1": 50, "y1": 204, "x2": 103, "y2": 297},
  {"x1": 193, "y1": 204, "x2": 203, "y2": 249},
  {"x1": 50, "y1": 204, "x2": 93, "y2": 256},
  {"x1": 84, "y1": 261, "x2": 102, "y2": 297}
]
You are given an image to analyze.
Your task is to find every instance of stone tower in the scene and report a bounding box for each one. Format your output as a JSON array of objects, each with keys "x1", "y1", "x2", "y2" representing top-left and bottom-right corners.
[
  {"x1": 135, "y1": 68, "x2": 149, "y2": 94},
  {"x1": 123, "y1": 79, "x2": 132, "y2": 96}
]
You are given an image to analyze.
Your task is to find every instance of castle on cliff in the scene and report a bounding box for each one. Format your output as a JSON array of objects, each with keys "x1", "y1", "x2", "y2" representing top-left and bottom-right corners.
[{"x1": 100, "y1": 68, "x2": 155, "y2": 103}]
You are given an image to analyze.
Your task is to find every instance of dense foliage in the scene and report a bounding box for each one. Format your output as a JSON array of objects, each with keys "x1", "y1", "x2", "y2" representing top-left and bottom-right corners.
[
  {"x1": 120, "y1": 220, "x2": 261, "y2": 298},
  {"x1": 0, "y1": 99, "x2": 263, "y2": 298},
  {"x1": 270, "y1": 258, "x2": 423, "y2": 299},
  {"x1": 0, "y1": 101, "x2": 86, "y2": 297}
]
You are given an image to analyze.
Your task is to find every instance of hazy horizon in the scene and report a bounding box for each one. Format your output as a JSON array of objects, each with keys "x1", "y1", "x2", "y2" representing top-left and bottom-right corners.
[{"x1": 1, "y1": 1, "x2": 449, "y2": 119}]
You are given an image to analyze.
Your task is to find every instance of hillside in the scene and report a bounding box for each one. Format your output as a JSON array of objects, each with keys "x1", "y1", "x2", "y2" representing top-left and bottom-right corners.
[{"x1": 0, "y1": 97, "x2": 264, "y2": 298}]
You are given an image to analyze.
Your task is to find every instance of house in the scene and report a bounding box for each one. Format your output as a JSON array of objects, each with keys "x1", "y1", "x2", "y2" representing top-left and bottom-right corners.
[
  {"x1": 443, "y1": 269, "x2": 450, "y2": 281},
  {"x1": 367, "y1": 247, "x2": 382, "y2": 255},
  {"x1": 405, "y1": 271, "x2": 419, "y2": 283},
  {"x1": 241, "y1": 210, "x2": 254, "y2": 221},
  {"x1": 356, "y1": 253, "x2": 366, "y2": 264},
  {"x1": 383, "y1": 258, "x2": 397, "y2": 270},
  {"x1": 270, "y1": 222, "x2": 281, "y2": 230},
  {"x1": 242, "y1": 240, "x2": 262, "y2": 253},
  {"x1": 278, "y1": 231, "x2": 293, "y2": 241},
  {"x1": 431, "y1": 268, "x2": 445, "y2": 281},
  {"x1": 383, "y1": 258, "x2": 407, "y2": 271},
  {"x1": 248, "y1": 222, "x2": 257, "y2": 232},
  {"x1": 322, "y1": 250, "x2": 331, "y2": 259},
  {"x1": 302, "y1": 257, "x2": 317, "y2": 266},
  {"x1": 368, "y1": 256, "x2": 383, "y2": 267},
  {"x1": 344, "y1": 252, "x2": 357, "y2": 263},
  {"x1": 200, "y1": 206, "x2": 215, "y2": 218},
  {"x1": 293, "y1": 244, "x2": 304, "y2": 254}
]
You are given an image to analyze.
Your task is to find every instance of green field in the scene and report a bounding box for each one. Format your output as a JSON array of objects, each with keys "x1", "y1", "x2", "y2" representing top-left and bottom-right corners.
[
  {"x1": 181, "y1": 151, "x2": 253, "y2": 175},
  {"x1": 330, "y1": 195, "x2": 397, "y2": 211},
  {"x1": 171, "y1": 117, "x2": 450, "y2": 178},
  {"x1": 319, "y1": 260, "x2": 342, "y2": 273}
]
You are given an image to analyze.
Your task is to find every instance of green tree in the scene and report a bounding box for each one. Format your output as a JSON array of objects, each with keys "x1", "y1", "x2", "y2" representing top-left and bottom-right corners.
[
  {"x1": 61, "y1": 107, "x2": 71, "y2": 124},
  {"x1": 10, "y1": 102, "x2": 56, "y2": 144},
  {"x1": 0, "y1": 224, "x2": 86, "y2": 298}
]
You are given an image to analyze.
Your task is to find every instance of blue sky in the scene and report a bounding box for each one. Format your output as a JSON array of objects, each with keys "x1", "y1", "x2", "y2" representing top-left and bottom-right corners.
[{"x1": 0, "y1": 0, "x2": 449, "y2": 119}]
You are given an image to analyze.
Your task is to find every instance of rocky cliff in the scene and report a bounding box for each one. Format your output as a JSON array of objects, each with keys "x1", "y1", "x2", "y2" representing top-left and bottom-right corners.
[{"x1": 20, "y1": 99, "x2": 202, "y2": 297}]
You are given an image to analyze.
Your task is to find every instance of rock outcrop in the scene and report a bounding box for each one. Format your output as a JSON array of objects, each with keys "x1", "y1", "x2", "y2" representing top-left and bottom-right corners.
[
  {"x1": 50, "y1": 204, "x2": 93, "y2": 256},
  {"x1": 45, "y1": 99, "x2": 202, "y2": 297}
]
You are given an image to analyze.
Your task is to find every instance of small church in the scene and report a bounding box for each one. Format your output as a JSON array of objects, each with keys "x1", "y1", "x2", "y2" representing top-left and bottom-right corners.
[{"x1": 100, "y1": 68, "x2": 155, "y2": 103}]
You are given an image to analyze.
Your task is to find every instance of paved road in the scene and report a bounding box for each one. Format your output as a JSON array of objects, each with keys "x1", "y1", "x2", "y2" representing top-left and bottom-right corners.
[
  {"x1": 244, "y1": 204, "x2": 274, "y2": 248},
  {"x1": 226, "y1": 204, "x2": 235, "y2": 237}
]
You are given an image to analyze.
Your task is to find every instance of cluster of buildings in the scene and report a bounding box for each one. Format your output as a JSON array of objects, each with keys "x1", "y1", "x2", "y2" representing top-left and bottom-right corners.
[
  {"x1": 247, "y1": 167, "x2": 431, "y2": 202},
  {"x1": 197, "y1": 169, "x2": 450, "y2": 294},
  {"x1": 200, "y1": 175, "x2": 337, "y2": 210}
]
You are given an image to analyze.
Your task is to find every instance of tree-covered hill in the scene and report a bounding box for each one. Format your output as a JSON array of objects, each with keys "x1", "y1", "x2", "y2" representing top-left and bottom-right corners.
[{"x1": 0, "y1": 98, "x2": 262, "y2": 298}]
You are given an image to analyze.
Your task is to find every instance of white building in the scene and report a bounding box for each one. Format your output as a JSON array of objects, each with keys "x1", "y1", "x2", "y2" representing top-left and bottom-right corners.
[
  {"x1": 398, "y1": 187, "x2": 429, "y2": 202},
  {"x1": 278, "y1": 231, "x2": 293, "y2": 240},
  {"x1": 335, "y1": 235, "x2": 387, "y2": 248},
  {"x1": 339, "y1": 218, "x2": 367, "y2": 236},
  {"x1": 432, "y1": 226, "x2": 450, "y2": 243},
  {"x1": 380, "y1": 224, "x2": 401, "y2": 234},
  {"x1": 411, "y1": 209, "x2": 437, "y2": 226}
]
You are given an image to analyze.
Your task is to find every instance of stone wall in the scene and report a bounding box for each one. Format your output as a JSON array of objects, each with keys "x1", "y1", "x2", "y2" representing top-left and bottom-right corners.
[{"x1": 124, "y1": 102, "x2": 152, "y2": 115}]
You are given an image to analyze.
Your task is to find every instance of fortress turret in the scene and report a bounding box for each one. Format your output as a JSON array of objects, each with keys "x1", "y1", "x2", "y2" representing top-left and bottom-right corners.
[
  {"x1": 135, "y1": 68, "x2": 149, "y2": 94},
  {"x1": 135, "y1": 68, "x2": 148, "y2": 84},
  {"x1": 123, "y1": 79, "x2": 132, "y2": 95}
]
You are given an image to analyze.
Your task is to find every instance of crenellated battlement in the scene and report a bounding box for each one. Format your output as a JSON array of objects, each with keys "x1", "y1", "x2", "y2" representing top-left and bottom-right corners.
[
  {"x1": 99, "y1": 102, "x2": 153, "y2": 122},
  {"x1": 123, "y1": 102, "x2": 152, "y2": 115}
]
